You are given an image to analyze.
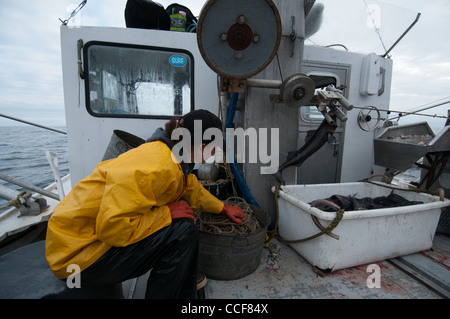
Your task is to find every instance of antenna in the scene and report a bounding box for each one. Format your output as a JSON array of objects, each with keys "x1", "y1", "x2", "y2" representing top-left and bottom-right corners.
[{"x1": 59, "y1": 0, "x2": 87, "y2": 25}]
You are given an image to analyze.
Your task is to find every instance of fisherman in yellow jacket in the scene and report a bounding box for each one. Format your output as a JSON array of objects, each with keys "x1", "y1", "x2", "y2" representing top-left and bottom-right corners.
[{"x1": 45, "y1": 109, "x2": 245, "y2": 299}]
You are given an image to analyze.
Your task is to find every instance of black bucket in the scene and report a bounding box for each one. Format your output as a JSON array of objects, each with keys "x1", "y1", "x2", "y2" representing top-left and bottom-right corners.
[
  {"x1": 198, "y1": 205, "x2": 269, "y2": 280},
  {"x1": 102, "y1": 130, "x2": 145, "y2": 161}
]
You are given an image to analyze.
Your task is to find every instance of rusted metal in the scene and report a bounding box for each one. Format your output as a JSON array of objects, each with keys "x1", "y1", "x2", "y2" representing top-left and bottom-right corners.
[{"x1": 227, "y1": 23, "x2": 253, "y2": 51}]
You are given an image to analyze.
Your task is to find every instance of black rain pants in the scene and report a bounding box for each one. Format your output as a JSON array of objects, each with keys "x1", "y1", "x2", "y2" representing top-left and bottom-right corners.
[{"x1": 80, "y1": 219, "x2": 199, "y2": 299}]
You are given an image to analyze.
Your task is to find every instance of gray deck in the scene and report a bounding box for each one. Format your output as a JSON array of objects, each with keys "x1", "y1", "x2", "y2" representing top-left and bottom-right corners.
[
  {"x1": 124, "y1": 235, "x2": 449, "y2": 299},
  {"x1": 1, "y1": 234, "x2": 447, "y2": 299}
]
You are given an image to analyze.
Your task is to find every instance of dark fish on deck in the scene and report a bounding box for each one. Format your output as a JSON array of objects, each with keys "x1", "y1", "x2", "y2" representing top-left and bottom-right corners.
[
  {"x1": 273, "y1": 119, "x2": 338, "y2": 184},
  {"x1": 312, "y1": 191, "x2": 423, "y2": 212}
]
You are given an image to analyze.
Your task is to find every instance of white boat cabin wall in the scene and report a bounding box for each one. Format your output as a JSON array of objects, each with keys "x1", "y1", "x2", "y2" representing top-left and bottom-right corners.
[
  {"x1": 61, "y1": 7, "x2": 393, "y2": 219},
  {"x1": 61, "y1": 26, "x2": 219, "y2": 186}
]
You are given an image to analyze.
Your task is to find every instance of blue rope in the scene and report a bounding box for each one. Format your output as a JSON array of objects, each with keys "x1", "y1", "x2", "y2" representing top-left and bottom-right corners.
[
  {"x1": 226, "y1": 93, "x2": 260, "y2": 207},
  {"x1": 186, "y1": 20, "x2": 197, "y2": 33}
]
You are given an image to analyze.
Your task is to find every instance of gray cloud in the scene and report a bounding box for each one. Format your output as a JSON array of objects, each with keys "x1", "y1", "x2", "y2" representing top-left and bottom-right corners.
[{"x1": 0, "y1": 0, "x2": 448, "y2": 130}]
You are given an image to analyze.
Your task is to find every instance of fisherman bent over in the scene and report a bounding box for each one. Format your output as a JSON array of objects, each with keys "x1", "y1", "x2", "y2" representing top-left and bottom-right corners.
[{"x1": 45, "y1": 109, "x2": 245, "y2": 298}]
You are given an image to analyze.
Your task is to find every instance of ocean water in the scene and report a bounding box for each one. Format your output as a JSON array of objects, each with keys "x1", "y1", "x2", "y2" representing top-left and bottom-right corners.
[
  {"x1": 0, "y1": 123, "x2": 436, "y2": 212},
  {"x1": 0, "y1": 126, "x2": 69, "y2": 211}
]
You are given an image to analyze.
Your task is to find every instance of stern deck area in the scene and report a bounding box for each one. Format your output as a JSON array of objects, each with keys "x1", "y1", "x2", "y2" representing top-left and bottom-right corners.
[{"x1": 123, "y1": 234, "x2": 449, "y2": 299}]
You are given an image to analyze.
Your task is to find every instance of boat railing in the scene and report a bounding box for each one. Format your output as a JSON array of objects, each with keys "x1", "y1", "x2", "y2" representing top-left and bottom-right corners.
[{"x1": 0, "y1": 113, "x2": 67, "y2": 217}]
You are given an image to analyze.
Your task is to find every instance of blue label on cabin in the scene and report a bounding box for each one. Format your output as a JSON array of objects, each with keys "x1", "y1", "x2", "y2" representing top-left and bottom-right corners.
[{"x1": 169, "y1": 56, "x2": 186, "y2": 67}]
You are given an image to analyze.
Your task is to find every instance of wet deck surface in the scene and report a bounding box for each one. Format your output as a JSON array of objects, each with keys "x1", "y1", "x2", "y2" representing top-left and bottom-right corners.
[
  {"x1": 123, "y1": 235, "x2": 449, "y2": 299},
  {"x1": 204, "y1": 238, "x2": 445, "y2": 299}
]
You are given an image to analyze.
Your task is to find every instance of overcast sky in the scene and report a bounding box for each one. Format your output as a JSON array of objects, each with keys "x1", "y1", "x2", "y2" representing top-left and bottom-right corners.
[{"x1": 0, "y1": 0, "x2": 449, "y2": 131}]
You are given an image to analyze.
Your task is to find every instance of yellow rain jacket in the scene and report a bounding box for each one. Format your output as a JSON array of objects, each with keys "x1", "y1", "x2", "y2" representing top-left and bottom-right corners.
[{"x1": 45, "y1": 140, "x2": 224, "y2": 279}]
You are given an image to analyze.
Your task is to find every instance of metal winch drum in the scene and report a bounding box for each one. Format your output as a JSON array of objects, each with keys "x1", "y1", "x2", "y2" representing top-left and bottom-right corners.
[
  {"x1": 197, "y1": 0, "x2": 317, "y2": 108},
  {"x1": 197, "y1": 0, "x2": 282, "y2": 79},
  {"x1": 198, "y1": 204, "x2": 270, "y2": 280}
]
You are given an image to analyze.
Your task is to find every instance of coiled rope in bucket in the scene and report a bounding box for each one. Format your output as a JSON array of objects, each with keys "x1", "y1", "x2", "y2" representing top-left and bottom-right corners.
[{"x1": 194, "y1": 197, "x2": 263, "y2": 235}]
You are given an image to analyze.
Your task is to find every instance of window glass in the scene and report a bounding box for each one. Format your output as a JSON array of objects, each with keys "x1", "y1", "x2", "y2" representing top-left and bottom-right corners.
[{"x1": 84, "y1": 42, "x2": 194, "y2": 118}]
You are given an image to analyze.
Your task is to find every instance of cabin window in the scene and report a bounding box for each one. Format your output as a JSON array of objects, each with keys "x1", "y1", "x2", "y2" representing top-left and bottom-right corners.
[
  {"x1": 300, "y1": 74, "x2": 338, "y2": 123},
  {"x1": 84, "y1": 42, "x2": 194, "y2": 118}
]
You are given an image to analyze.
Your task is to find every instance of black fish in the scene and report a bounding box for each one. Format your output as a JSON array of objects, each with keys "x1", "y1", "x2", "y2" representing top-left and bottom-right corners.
[
  {"x1": 312, "y1": 191, "x2": 423, "y2": 212},
  {"x1": 373, "y1": 191, "x2": 423, "y2": 208},
  {"x1": 273, "y1": 119, "x2": 338, "y2": 184},
  {"x1": 313, "y1": 194, "x2": 353, "y2": 211},
  {"x1": 351, "y1": 197, "x2": 382, "y2": 210}
]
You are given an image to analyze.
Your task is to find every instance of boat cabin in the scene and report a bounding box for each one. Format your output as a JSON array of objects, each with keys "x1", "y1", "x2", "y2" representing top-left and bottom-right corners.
[{"x1": 0, "y1": 0, "x2": 449, "y2": 300}]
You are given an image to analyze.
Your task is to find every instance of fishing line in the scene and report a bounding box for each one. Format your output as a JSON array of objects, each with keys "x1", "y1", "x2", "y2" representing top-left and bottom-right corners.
[
  {"x1": 406, "y1": 96, "x2": 450, "y2": 114},
  {"x1": 353, "y1": 105, "x2": 449, "y2": 120}
]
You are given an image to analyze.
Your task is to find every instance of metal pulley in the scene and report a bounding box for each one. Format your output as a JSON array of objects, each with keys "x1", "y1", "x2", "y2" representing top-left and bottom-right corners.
[
  {"x1": 245, "y1": 73, "x2": 316, "y2": 108},
  {"x1": 280, "y1": 74, "x2": 316, "y2": 108},
  {"x1": 197, "y1": 0, "x2": 282, "y2": 79}
]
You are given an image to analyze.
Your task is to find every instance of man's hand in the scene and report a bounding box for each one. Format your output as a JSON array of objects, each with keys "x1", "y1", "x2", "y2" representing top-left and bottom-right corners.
[
  {"x1": 220, "y1": 204, "x2": 246, "y2": 224},
  {"x1": 167, "y1": 200, "x2": 194, "y2": 221}
]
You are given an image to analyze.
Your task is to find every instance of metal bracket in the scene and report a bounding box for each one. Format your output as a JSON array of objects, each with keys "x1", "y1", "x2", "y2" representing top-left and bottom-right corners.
[
  {"x1": 282, "y1": 16, "x2": 297, "y2": 57},
  {"x1": 0, "y1": 187, "x2": 48, "y2": 217},
  {"x1": 19, "y1": 197, "x2": 48, "y2": 217},
  {"x1": 309, "y1": 85, "x2": 354, "y2": 125},
  {"x1": 378, "y1": 67, "x2": 386, "y2": 96},
  {"x1": 220, "y1": 77, "x2": 247, "y2": 93},
  {"x1": 77, "y1": 39, "x2": 85, "y2": 80},
  {"x1": 246, "y1": 74, "x2": 315, "y2": 108}
]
